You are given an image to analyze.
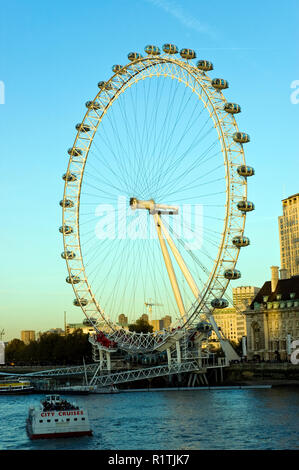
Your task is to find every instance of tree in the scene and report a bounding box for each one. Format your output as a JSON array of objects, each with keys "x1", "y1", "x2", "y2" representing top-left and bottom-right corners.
[
  {"x1": 5, "y1": 339, "x2": 25, "y2": 364},
  {"x1": 128, "y1": 319, "x2": 153, "y2": 334},
  {"x1": 4, "y1": 331, "x2": 93, "y2": 365}
]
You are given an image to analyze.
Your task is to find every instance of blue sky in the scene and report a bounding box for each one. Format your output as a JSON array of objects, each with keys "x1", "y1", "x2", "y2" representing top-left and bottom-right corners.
[{"x1": 1, "y1": 0, "x2": 298, "y2": 341}]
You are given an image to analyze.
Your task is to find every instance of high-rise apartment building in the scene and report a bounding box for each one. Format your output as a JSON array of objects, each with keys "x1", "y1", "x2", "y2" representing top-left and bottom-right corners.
[
  {"x1": 150, "y1": 315, "x2": 172, "y2": 332},
  {"x1": 279, "y1": 193, "x2": 299, "y2": 277},
  {"x1": 21, "y1": 330, "x2": 35, "y2": 345}
]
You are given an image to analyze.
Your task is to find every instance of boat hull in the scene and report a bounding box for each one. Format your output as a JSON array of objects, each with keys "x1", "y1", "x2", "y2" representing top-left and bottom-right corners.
[
  {"x1": 26, "y1": 419, "x2": 92, "y2": 440},
  {"x1": 0, "y1": 387, "x2": 34, "y2": 395},
  {"x1": 28, "y1": 430, "x2": 93, "y2": 439}
]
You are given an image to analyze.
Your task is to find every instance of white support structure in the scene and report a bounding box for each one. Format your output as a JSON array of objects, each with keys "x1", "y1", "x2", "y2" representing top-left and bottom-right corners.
[
  {"x1": 176, "y1": 341, "x2": 181, "y2": 365},
  {"x1": 155, "y1": 213, "x2": 240, "y2": 362},
  {"x1": 166, "y1": 348, "x2": 171, "y2": 366},
  {"x1": 106, "y1": 351, "x2": 111, "y2": 372},
  {"x1": 152, "y1": 212, "x2": 186, "y2": 321}
]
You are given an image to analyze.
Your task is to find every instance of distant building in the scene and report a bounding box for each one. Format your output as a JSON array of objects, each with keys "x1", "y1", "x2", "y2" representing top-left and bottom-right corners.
[
  {"x1": 161, "y1": 315, "x2": 172, "y2": 329},
  {"x1": 118, "y1": 314, "x2": 128, "y2": 327},
  {"x1": 245, "y1": 266, "x2": 299, "y2": 361},
  {"x1": 210, "y1": 307, "x2": 246, "y2": 345},
  {"x1": 43, "y1": 328, "x2": 65, "y2": 336},
  {"x1": 233, "y1": 286, "x2": 260, "y2": 311},
  {"x1": 21, "y1": 330, "x2": 35, "y2": 345},
  {"x1": 279, "y1": 193, "x2": 299, "y2": 277},
  {"x1": 140, "y1": 314, "x2": 149, "y2": 323},
  {"x1": 149, "y1": 315, "x2": 172, "y2": 332},
  {"x1": 209, "y1": 287, "x2": 259, "y2": 348},
  {"x1": 150, "y1": 319, "x2": 162, "y2": 331},
  {"x1": 65, "y1": 320, "x2": 95, "y2": 335}
]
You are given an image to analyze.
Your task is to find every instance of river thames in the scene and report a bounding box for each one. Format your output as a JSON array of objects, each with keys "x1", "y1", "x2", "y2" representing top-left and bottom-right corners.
[{"x1": 0, "y1": 388, "x2": 298, "y2": 450}]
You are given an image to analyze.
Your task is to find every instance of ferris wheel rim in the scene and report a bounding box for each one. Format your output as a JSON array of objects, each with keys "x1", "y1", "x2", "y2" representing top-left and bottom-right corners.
[{"x1": 61, "y1": 50, "x2": 249, "y2": 337}]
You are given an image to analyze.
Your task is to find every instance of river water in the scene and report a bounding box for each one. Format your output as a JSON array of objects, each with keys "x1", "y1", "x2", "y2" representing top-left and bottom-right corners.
[{"x1": 0, "y1": 388, "x2": 298, "y2": 450}]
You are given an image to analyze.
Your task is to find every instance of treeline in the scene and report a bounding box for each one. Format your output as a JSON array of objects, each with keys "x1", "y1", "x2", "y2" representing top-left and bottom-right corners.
[{"x1": 5, "y1": 330, "x2": 92, "y2": 365}]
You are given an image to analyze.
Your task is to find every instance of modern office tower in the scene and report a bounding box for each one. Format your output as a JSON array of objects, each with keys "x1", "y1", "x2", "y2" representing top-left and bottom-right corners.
[
  {"x1": 233, "y1": 286, "x2": 260, "y2": 311},
  {"x1": 150, "y1": 319, "x2": 162, "y2": 332},
  {"x1": 149, "y1": 315, "x2": 172, "y2": 332},
  {"x1": 21, "y1": 330, "x2": 35, "y2": 345},
  {"x1": 279, "y1": 193, "x2": 299, "y2": 277}
]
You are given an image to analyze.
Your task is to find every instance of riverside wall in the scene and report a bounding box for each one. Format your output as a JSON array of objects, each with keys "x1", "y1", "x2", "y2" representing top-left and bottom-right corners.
[{"x1": 222, "y1": 363, "x2": 299, "y2": 386}]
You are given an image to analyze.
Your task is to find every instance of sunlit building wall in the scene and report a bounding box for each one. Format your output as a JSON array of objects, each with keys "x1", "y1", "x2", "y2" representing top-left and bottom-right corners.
[
  {"x1": 233, "y1": 286, "x2": 260, "y2": 311},
  {"x1": 279, "y1": 193, "x2": 299, "y2": 277},
  {"x1": 210, "y1": 307, "x2": 246, "y2": 345},
  {"x1": 245, "y1": 266, "x2": 299, "y2": 360},
  {"x1": 21, "y1": 330, "x2": 35, "y2": 345}
]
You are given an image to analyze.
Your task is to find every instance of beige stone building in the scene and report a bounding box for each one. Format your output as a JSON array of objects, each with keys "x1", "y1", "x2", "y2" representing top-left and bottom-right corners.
[
  {"x1": 279, "y1": 193, "x2": 299, "y2": 277},
  {"x1": 210, "y1": 307, "x2": 247, "y2": 345},
  {"x1": 209, "y1": 287, "x2": 259, "y2": 349},
  {"x1": 245, "y1": 266, "x2": 299, "y2": 361},
  {"x1": 232, "y1": 286, "x2": 260, "y2": 311}
]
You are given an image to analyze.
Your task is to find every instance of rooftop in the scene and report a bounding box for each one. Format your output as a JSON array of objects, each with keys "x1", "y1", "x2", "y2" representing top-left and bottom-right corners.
[
  {"x1": 250, "y1": 275, "x2": 299, "y2": 308},
  {"x1": 282, "y1": 193, "x2": 299, "y2": 202}
]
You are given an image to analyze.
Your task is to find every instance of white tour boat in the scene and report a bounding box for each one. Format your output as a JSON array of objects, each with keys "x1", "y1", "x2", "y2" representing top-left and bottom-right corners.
[
  {"x1": 26, "y1": 394, "x2": 92, "y2": 439},
  {"x1": 0, "y1": 378, "x2": 34, "y2": 394}
]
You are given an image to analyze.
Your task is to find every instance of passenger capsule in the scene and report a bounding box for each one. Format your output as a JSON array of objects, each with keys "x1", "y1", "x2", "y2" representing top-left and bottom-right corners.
[
  {"x1": 196, "y1": 321, "x2": 212, "y2": 333},
  {"x1": 237, "y1": 165, "x2": 255, "y2": 177},
  {"x1": 180, "y1": 48, "x2": 196, "y2": 60},
  {"x1": 224, "y1": 102, "x2": 241, "y2": 114},
  {"x1": 144, "y1": 45, "x2": 161, "y2": 55},
  {"x1": 66, "y1": 275, "x2": 81, "y2": 284},
  {"x1": 62, "y1": 172, "x2": 77, "y2": 182},
  {"x1": 61, "y1": 251, "x2": 76, "y2": 260},
  {"x1": 211, "y1": 78, "x2": 229, "y2": 90},
  {"x1": 112, "y1": 64, "x2": 126, "y2": 74},
  {"x1": 196, "y1": 60, "x2": 213, "y2": 71},
  {"x1": 224, "y1": 269, "x2": 241, "y2": 280},
  {"x1": 211, "y1": 298, "x2": 229, "y2": 309},
  {"x1": 73, "y1": 298, "x2": 88, "y2": 307},
  {"x1": 59, "y1": 225, "x2": 73, "y2": 235},
  {"x1": 162, "y1": 44, "x2": 178, "y2": 54},
  {"x1": 75, "y1": 123, "x2": 91, "y2": 133},
  {"x1": 68, "y1": 148, "x2": 82, "y2": 157},
  {"x1": 59, "y1": 199, "x2": 74, "y2": 208},
  {"x1": 85, "y1": 101, "x2": 101, "y2": 110},
  {"x1": 128, "y1": 52, "x2": 143, "y2": 61},
  {"x1": 232, "y1": 236, "x2": 250, "y2": 247},
  {"x1": 237, "y1": 200, "x2": 255, "y2": 212},
  {"x1": 233, "y1": 132, "x2": 250, "y2": 144},
  {"x1": 97, "y1": 81, "x2": 113, "y2": 90}
]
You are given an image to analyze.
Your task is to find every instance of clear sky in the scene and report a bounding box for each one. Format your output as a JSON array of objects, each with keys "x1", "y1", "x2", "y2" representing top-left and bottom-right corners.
[{"x1": 1, "y1": 0, "x2": 298, "y2": 341}]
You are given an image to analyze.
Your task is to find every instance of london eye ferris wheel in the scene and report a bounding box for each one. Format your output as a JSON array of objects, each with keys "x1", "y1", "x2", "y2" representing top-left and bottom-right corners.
[{"x1": 59, "y1": 43, "x2": 255, "y2": 353}]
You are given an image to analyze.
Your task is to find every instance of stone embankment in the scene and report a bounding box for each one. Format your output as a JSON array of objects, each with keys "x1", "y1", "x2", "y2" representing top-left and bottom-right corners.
[{"x1": 223, "y1": 362, "x2": 299, "y2": 386}]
